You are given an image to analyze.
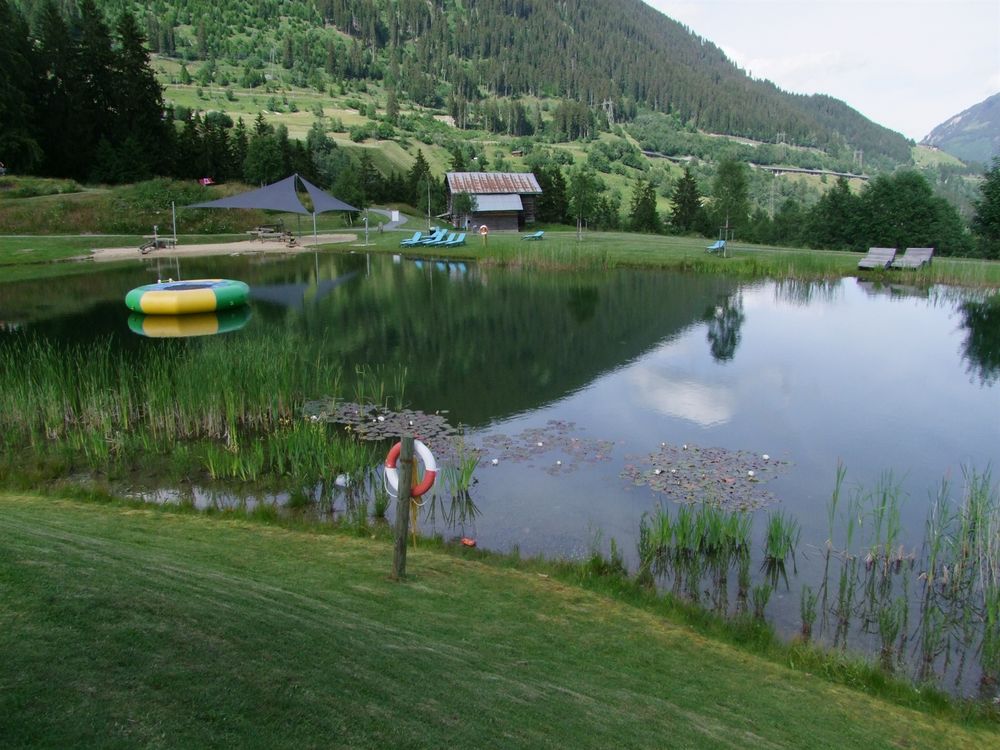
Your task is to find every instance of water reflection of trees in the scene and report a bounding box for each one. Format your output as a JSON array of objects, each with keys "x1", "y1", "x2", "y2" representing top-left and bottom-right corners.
[
  {"x1": 703, "y1": 294, "x2": 745, "y2": 362},
  {"x1": 960, "y1": 294, "x2": 1000, "y2": 385},
  {"x1": 773, "y1": 278, "x2": 842, "y2": 306}
]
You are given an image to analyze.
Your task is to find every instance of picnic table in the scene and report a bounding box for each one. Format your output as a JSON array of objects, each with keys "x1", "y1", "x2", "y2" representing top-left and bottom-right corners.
[
  {"x1": 139, "y1": 236, "x2": 177, "y2": 254},
  {"x1": 246, "y1": 227, "x2": 297, "y2": 245}
]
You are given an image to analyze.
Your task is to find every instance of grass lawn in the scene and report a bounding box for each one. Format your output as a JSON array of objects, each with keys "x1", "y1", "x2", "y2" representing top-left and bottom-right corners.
[
  {"x1": 347, "y1": 227, "x2": 1000, "y2": 288},
  {"x1": 2, "y1": 219, "x2": 999, "y2": 288},
  {"x1": 1, "y1": 493, "x2": 996, "y2": 749}
]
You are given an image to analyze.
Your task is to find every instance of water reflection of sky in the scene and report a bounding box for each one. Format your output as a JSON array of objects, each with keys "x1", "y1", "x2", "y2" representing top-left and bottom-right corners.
[{"x1": 473, "y1": 277, "x2": 999, "y2": 560}]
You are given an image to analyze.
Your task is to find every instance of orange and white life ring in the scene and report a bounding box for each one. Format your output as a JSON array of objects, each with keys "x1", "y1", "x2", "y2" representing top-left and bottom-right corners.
[
  {"x1": 384, "y1": 439, "x2": 438, "y2": 497},
  {"x1": 479, "y1": 224, "x2": 489, "y2": 235}
]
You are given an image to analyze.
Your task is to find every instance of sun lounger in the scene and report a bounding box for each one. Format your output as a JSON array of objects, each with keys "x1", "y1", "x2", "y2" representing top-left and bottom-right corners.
[
  {"x1": 891, "y1": 247, "x2": 934, "y2": 270},
  {"x1": 444, "y1": 232, "x2": 466, "y2": 247},
  {"x1": 522, "y1": 230, "x2": 544, "y2": 241},
  {"x1": 418, "y1": 229, "x2": 447, "y2": 245},
  {"x1": 706, "y1": 240, "x2": 726, "y2": 254},
  {"x1": 426, "y1": 232, "x2": 457, "y2": 247},
  {"x1": 400, "y1": 231, "x2": 423, "y2": 247},
  {"x1": 858, "y1": 247, "x2": 896, "y2": 270}
]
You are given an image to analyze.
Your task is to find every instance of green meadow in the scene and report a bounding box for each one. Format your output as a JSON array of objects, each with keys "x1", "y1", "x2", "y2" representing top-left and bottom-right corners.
[{"x1": 2, "y1": 493, "x2": 996, "y2": 749}]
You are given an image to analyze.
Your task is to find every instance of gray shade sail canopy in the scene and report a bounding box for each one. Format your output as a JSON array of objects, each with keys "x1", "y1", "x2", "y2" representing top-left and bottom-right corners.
[{"x1": 187, "y1": 174, "x2": 357, "y2": 214}]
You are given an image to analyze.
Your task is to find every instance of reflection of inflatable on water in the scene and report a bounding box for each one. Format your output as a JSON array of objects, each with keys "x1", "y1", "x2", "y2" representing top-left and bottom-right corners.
[
  {"x1": 128, "y1": 306, "x2": 251, "y2": 338},
  {"x1": 125, "y1": 279, "x2": 250, "y2": 315}
]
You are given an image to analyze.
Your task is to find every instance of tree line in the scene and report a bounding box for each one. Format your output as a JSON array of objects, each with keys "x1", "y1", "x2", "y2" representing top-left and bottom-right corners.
[{"x1": 656, "y1": 163, "x2": 992, "y2": 259}]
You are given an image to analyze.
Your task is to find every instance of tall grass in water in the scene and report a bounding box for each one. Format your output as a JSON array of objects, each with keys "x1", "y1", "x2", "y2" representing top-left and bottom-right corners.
[
  {"x1": 351, "y1": 363, "x2": 407, "y2": 411},
  {"x1": 762, "y1": 510, "x2": 800, "y2": 588},
  {"x1": 637, "y1": 504, "x2": 750, "y2": 607},
  {"x1": 800, "y1": 586, "x2": 818, "y2": 641},
  {"x1": 0, "y1": 334, "x2": 342, "y2": 445},
  {"x1": 819, "y1": 465, "x2": 1000, "y2": 689}
]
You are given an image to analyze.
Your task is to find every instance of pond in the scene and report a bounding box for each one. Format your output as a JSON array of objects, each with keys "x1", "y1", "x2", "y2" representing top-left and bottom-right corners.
[{"x1": 2, "y1": 251, "x2": 998, "y2": 693}]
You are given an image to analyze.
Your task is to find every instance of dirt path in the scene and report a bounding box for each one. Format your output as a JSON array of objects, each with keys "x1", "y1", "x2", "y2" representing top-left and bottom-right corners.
[{"x1": 84, "y1": 232, "x2": 357, "y2": 263}]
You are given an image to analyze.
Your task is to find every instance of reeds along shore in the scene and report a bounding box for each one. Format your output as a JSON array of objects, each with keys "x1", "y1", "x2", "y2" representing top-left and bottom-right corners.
[{"x1": 627, "y1": 464, "x2": 1000, "y2": 693}]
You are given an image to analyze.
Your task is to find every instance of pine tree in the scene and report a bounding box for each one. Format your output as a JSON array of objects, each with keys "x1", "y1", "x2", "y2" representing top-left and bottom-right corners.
[
  {"x1": 535, "y1": 165, "x2": 567, "y2": 224},
  {"x1": 449, "y1": 146, "x2": 467, "y2": 172},
  {"x1": 76, "y1": 0, "x2": 118, "y2": 179},
  {"x1": 972, "y1": 157, "x2": 1000, "y2": 260},
  {"x1": 629, "y1": 178, "x2": 661, "y2": 233},
  {"x1": 113, "y1": 11, "x2": 168, "y2": 179},
  {"x1": 385, "y1": 87, "x2": 399, "y2": 124},
  {"x1": 0, "y1": 0, "x2": 42, "y2": 171},
  {"x1": 407, "y1": 149, "x2": 431, "y2": 199},
  {"x1": 805, "y1": 177, "x2": 858, "y2": 250},
  {"x1": 710, "y1": 160, "x2": 750, "y2": 237},
  {"x1": 669, "y1": 167, "x2": 702, "y2": 233},
  {"x1": 35, "y1": 0, "x2": 87, "y2": 177}
]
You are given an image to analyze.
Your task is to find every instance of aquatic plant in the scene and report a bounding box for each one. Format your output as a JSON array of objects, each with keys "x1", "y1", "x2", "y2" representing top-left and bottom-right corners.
[
  {"x1": 800, "y1": 586, "x2": 818, "y2": 641},
  {"x1": 762, "y1": 510, "x2": 800, "y2": 588},
  {"x1": 752, "y1": 584, "x2": 772, "y2": 620},
  {"x1": 876, "y1": 598, "x2": 906, "y2": 673}
]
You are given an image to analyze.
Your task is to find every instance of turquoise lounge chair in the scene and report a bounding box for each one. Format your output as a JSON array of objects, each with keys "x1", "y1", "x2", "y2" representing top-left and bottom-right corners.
[
  {"x1": 522, "y1": 230, "x2": 544, "y2": 241},
  {"x1": 400, "y1": 231, "x2": 422, "y2": 247},
  {"x1": 444, "y1": 232, "x2": 466, "y2": 247},
  {"x1": 427, "y1": 232, "x2": 456, "y2": 247},
  {"x1": 418, "y1": 229, "x2": 447, "y2": 245},
  {"x1": 706, "y1": 240, "x2": 726, "y2": 254}
]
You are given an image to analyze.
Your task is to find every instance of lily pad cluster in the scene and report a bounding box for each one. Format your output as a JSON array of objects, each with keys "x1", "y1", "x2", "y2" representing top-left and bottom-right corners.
[
  {"x1": 479, "y1": 420, "x2": 616, "y2": 475},
  {"x1": 622, "y1": 443, "x2": 790, "y2": 510},
  {"x1": 301, "y1": 399, "x2": 461, "y2": 457}
]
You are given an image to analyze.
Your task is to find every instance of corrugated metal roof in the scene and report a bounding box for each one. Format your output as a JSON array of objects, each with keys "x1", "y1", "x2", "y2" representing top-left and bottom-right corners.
[
  {"x1": 472, "y1": 194, "x2": 524, "y2": 212},
  {"x1": 447, "y1": 172, "x2": 542, "y2": 194}
]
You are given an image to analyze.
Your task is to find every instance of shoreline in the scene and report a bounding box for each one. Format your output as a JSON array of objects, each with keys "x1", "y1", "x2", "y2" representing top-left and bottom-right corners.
[{"x1": 82, "y1": 232, "x2": 357, "y2": 262}]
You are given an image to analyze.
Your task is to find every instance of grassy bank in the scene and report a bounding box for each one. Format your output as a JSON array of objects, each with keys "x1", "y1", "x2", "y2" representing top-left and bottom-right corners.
[
  {"x1": 1, "y1": 492, "x2": 996, "y2": 749},
  {"x1": 2, "y1": 187, "x2": 998, "y2": 287},
  {"x1": 365, "y1": 229, "x2": 1000, "y2": 288}
]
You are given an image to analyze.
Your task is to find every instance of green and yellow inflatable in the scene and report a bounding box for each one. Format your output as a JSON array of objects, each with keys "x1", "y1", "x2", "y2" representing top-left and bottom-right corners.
[{"x1": 125, "y1": 279, "x2": 249, "y2": 315}]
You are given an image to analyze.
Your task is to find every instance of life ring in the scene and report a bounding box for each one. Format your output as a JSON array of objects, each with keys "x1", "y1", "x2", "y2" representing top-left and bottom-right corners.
[
  {"x1": 384, "y1": 439, "x2": 438, "y2": 497},
  {"x1": 479, "y1": 224, "x2": 489, "y2": 235}
]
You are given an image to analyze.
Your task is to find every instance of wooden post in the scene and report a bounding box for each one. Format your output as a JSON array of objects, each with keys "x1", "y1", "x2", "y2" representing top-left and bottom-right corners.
[{"x1": 390, "y1": 435, "x2": 415, "y2": 581}]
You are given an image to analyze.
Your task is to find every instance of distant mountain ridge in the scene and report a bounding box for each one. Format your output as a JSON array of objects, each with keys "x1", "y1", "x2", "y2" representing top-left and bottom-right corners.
[
  {"x1": 77, "y1": 0, "x2": 912, "y2": 166},
  {"x1": 921, "y1": 93, "x2": 1000, "y2": 165}
]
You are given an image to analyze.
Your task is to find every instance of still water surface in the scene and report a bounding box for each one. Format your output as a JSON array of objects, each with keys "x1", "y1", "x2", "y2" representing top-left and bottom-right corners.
[{"x1": 2, "y1": 252, "x2": 998, "y2": 664}]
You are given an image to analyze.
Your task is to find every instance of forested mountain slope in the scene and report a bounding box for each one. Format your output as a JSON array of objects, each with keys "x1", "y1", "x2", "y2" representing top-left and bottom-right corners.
[
  {"x1": 921, "y1": 93, "x2": 1000, "y2": 166},
  {"x1": 44, "y1": 0, "x2": 912, "y2": 166}
]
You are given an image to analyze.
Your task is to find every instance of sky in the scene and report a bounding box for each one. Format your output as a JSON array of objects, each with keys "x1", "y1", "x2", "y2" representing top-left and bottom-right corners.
[{"x1": 643, "y1": 0, "x2": 1000, "y2": 141}]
